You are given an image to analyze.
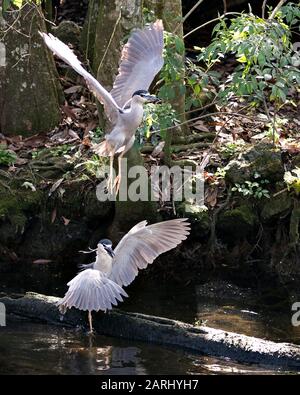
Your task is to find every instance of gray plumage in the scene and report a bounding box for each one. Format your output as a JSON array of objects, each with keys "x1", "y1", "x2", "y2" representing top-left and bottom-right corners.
[
  {"x1": 40, "y1": 20, "x2": 164, "y2": 193},
  {"x1": 57, "y1": 219, "x2": 190, "y2": 321}
]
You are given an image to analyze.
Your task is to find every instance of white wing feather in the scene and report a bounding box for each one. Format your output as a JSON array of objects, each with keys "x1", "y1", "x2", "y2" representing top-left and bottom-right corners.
[
  {"x1": 39, "y1": 32, "x2": 121, "y2": 124},
  {"x1": 110, "y1": 20, "x2": 164, "y2": 108},
  {"x1": 109, "y1": 219, "x2": 190, "y2": 287}
]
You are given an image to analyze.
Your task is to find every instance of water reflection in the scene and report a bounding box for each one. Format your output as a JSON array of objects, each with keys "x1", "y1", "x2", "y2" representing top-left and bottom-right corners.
[
  {"x1": 1, "y1": 271, "x2": 300, "y2": 374},
  {"x1": 0, "y1": 322, "x2": 298, "y2": 375}
]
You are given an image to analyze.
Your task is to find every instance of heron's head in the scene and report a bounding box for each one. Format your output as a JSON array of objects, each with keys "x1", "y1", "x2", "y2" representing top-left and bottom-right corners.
[
  {"x1": 132, "y1": 90, "x2": 161, "y2": 104},
  {"x1": 98, "y1": 239, "x2": 115, "y2": 258}
]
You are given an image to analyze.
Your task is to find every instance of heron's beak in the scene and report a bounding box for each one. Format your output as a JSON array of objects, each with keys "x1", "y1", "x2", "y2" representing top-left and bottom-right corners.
[
  {"x1": 145, "y1": 94, "x2": 161, "y2": 104},
  {"x1": 104, "y1": 245, "x2": 115, "y2": 258}
]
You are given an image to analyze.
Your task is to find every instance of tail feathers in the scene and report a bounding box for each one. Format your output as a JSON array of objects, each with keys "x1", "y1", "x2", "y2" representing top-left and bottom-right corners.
[
  {"x1": 57, "y1": 269, "x2": 128, "y2": 313},
  {"x1": 93, "y1": 140, "x2": 112, "y2": 157},
  {"x1": 93, "y1": 138, "x2": 126, "y2": 156}
]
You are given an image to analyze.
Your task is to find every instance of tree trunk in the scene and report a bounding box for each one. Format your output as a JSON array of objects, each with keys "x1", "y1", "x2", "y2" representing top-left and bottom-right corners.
[
  {"x1": 80, "y1": 0, "x2": 102, "y2": 67},
  {"x1": 145, "y1": 0, "x2": 187, "y2": 140},
  {"x1": 81, "y1": 0, "x2": 142, "y2": 129},
  {"x1": 81, "y1": 0, "x2": 158, "y2": 231},
  {"x1": 108, "y1": 145, "x2": 159, "y2": 240},
  {"x1": 144, "y1": 0, "x2": 188, "y2": 165},
  {"x1": 0, "y1": 2, "x2": 62, "y2": 137},
  {"x1": 2, "y1": 292, "x2": 300, "y2": 369}
]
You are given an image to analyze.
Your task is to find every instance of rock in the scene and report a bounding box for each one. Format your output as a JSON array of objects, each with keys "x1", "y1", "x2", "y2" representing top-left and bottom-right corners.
[
  {"x1": 226, "y1": 143, "x2": 283, "y2": 184},
  {"x1": 217, "y1": 204, "x2": 258, "y2": 241},
  {"x1": 0, "y1": 149, "x2": 113, "y2": 266},
  {"x1": 261, "y1": 192, "x2": 292, "y2": 221},
  {"x1": 176, "y1": 202, "x2": 211, "y2": 237}
]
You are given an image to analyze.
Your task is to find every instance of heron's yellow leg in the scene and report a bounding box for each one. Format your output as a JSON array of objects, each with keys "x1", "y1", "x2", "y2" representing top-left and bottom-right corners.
[
  {"x1": 107, "y1": 155, "x2": 114, "y2": 194},
  {"x1": 113, "y1": 154, "x2": 124, "y2": 195}
]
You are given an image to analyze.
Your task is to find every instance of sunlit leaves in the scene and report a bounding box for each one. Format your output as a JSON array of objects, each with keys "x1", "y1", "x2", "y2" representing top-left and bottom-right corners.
[
  {"x1": 0, "y1": 146, "x2": 17, "y2": 166},
  {"x1": 137, "y1": 103, "x2": 179, "y2": 143},
  {"x1": 284, "y1": 168, "x2": 300, "y2": 195},
  {"x1": 13, "y1": 0, "x2": 23, "y2": 8},
  {"x1": 2, "y1": 0, "x2": 41, "y2": 13},
  {"x1": 198, "y1": 9, "x2": 300, "y2": 106},
  {"x1": 232, "y1": 177, "x2": 270, "y2": 199}
]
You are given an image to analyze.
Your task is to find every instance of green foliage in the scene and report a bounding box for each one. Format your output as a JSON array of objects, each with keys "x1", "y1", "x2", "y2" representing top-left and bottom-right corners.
[
  {"x1": 198, "y1": 8, "x2": 300, "y2": 105},
  {"x1": 142, "y1": 7, "x2": 156, "y2": 24},
  {"x1": 219, "y1": 140, "x2": 246, "y2": 158},
  {"x1": 158, "y1": 32, "x2": 186, "y2": 102},
  {"x1": 2, "y1": 0, "x2": 41, "y2": 13},
  {"x1": 50, "y1": 145, "x2": 73, "y2": 157},
  {"x1": 89, "y1": 127, "x2": 104, "y2": 144},
  {"x1": 0, "y1": 146, "x2": 17, "y2": 166},
  {"x1": 137, "y1": 102, "x2": 179, "y2": 143},
  {"x1": 232, "y1": 173, "x2": 270, "y2": 199},
  {"x1": 278, "y1": 3, "x2": 300, "y2": 27},
  {"x1": 215, "y1": 167, "x2": 226, "y2": 178},
  {"x1": 159, "y1": 32, "x2": 214, "y2": 111},
  {"x1": 75, "y1": 154, "x2": 107, "y2": 178},
  {"x1": 284, "y1": 167, "x2": 300, "y2": 195}
]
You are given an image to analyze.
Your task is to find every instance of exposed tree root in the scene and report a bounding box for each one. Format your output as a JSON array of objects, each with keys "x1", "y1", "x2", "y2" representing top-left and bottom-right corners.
[{"x1": 171, "y1": 142, "x2": 210, "y2": 153}]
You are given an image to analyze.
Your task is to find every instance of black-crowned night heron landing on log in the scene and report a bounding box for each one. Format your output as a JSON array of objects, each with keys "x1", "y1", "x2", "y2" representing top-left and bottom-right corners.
[
  {"x1": 58, "y1": 218, "x2": 190, "y2": 333},
  {"x1": 40, "y1": 20, "x2": 164, "y2": 194}
]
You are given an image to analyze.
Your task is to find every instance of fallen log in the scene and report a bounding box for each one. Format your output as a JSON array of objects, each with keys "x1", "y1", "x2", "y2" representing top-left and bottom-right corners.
[{"x1": 1, "y1": 292, "x2": 300, "y2": 369}]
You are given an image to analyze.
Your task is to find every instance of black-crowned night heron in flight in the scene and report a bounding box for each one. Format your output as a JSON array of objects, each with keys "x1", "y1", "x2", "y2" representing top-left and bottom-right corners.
[
  {"x1": 40, "y1": 20, "x2": 164, "y2": 193},
  {"x1": 58, "y1": 218, "x2": 190, "y2": 333}
]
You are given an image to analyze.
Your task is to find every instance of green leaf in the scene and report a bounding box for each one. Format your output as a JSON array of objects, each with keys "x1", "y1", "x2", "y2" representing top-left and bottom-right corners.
[
  {"x1": 3, "y1": 0, "x2": 12, "y2": 12},
  {"x1": 237, "y1": 54, "x2": 247, "y2": 63},
  {"x1": 175, "y1": 36, "x2": 185, "y2": 55},
  {"x1": 258, "y1": 52, "x2": 266, "y2": 66}
]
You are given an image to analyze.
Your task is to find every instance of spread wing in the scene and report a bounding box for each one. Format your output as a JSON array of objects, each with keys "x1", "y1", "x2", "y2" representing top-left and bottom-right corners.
[
  {"x1": 57, "y1": 269, "x2": 128, "y2": 313},
  {"x1": 110, "y1": 20, "x2": 164, "y2": 108},
  {"x1": 109, "y1": 219, "x2": 190, "y2": 287},
  {"x1": 40, "y1": 32, "x2": 121, "y2": 124}
]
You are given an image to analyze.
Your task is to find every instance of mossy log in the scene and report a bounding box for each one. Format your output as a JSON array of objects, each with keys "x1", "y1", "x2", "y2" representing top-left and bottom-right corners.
[{"x1": 1, "y1": 292, "x2": 300, "y2": 368}]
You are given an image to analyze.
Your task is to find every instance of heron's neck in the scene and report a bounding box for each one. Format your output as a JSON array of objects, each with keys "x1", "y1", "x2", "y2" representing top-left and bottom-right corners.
[
  {"x1": 94, "y1": 248, "x2": 112, "y2": 275},
  {"x1": 130, "y1": 97, "x2": 144, "y2": 111},
  {"x1": 124, "y1": 98, "x2": 144, "y2": 127}
]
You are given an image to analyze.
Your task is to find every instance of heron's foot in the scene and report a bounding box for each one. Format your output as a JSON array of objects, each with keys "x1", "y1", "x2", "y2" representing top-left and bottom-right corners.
[
  {"x1": 106, "y1": 176, "x2": 113, "y2": 194},
  {"x1": 87, "y1": 328, "x2": 95, "y2": 337},
  {"x1": 113, "y1": 174, "x2": 121, "y2": 195}
]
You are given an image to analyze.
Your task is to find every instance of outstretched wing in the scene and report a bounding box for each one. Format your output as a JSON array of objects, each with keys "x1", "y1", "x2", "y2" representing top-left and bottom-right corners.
[
  {"x1": 110, "y1": 20, "x2": 164, "y2": 108},
  {"x1": 40, "y1": 32, "x2": 121, "y2": 124},
  {"x1": 109, "y1": 219, "x2": 190, "y2": 287},
  {"x1": 57, "y1": 269, "x2": 128, "y2": 313}
]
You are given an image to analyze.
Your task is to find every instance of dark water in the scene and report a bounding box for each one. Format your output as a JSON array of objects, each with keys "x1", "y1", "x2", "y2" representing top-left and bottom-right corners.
[
  {"x1": 0, "y1": 278, "x2": 300, "y2": 375},
  {"x1": 0, "y1": 322, "x2": 297, "y2": 375}
]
